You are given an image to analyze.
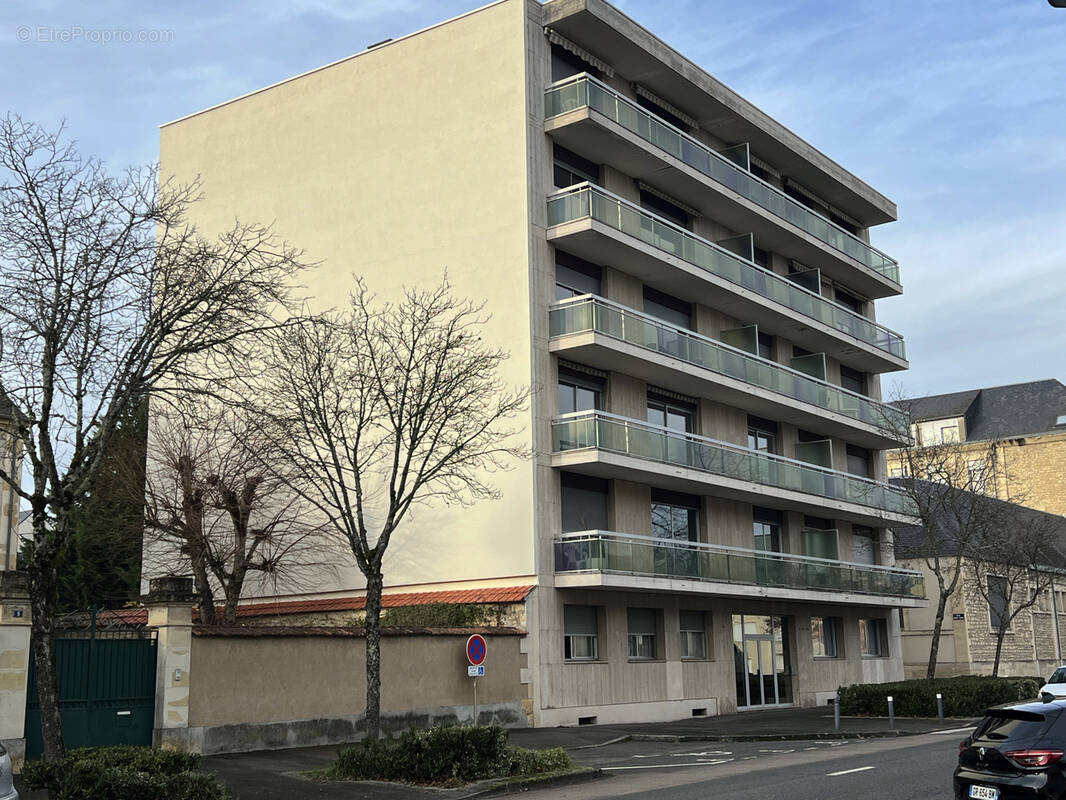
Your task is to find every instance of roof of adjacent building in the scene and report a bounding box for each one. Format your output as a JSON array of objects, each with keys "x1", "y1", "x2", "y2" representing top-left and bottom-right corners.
[
  {"x1": 894, "y1": 379, "x2": 1066, "y2": 441},
  {"x1": 892, "y1": 478, "x2": 1066, "y2": 563},
  {"x1": 90, "y1": 585, "x2": 535, "y2": 627}
]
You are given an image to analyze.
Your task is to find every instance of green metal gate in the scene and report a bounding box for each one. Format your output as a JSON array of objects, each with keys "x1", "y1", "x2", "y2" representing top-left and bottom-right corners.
[{"x1": 25, "y1": 616, "x2": 157, "y2": 758}]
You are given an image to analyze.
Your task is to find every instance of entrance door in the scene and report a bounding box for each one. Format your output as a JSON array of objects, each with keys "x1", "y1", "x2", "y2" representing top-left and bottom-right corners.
[{"x1": 733, "y1": 614, "x2": 793, "y2": 708}]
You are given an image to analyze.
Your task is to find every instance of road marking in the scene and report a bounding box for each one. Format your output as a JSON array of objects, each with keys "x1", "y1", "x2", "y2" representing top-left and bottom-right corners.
[
  {"x1": 827, "y1": 766, "x2": 875, "y2": 777},
  {"x1": 931, "y1": 727, "x2": 976, "y2": 735},
  {"x1": 632, "y1": 751, "x2": 732, "y2": 758},
  {"x1": 603, "y1": 759, "x2": 734, "y2": 771}
]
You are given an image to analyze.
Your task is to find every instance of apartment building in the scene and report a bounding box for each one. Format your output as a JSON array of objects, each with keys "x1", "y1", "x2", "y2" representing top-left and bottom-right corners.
[
  {"x1": 157, "y1": 0, "x2": 924, "y2": 726},
  {"x1": 888, "y1": 379, "x2": 1066, "y2": 518}
]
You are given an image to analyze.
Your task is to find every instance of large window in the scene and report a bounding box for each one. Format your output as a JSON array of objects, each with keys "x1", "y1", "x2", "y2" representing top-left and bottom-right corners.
[
  {"x1": 560, "y1": 472, "x2": 608, "y2": 533},
  {"x1": 840, "y1": 365, "x2": 865, "y2": 395},
  {"x1": 551, "y1": 43, "x2": 598, "y2": 82},
  {"x1": 558, "y1": 367, "x2": 603, "y2": 415},
  {"x1": 846, "y1": 444, "x2": 870, "y2": 478},
  {"x1": 627, "y1": 607, "x2": 658, "y2": 660},
  {"x1": 553, "y1": 144, "x2": 599, "y2": 190},
  {"x1": 680, "y1": 610, "x2": 708, "y2": 660},
  {"x1": 988, "y1": 575, "x2": 1010, "y2": 631},
  {"x1": 852, "y1": 526, "x2": 878, "y2": 565},
  {"x1": 651, "y1": 489, "x2": 699, "y2": 541},
  {"x1": 564, "y1": 605, "x2": 600, "y2": 661},
  {"x1": 555, "y1": 252, "x2": 601, "y2": 300},
  {"x1": 859, "y1": 617, "x2": 888, "y2": 657},
  {"x1": 811, "y1": 616, "x2": 843, "y2": 658},
  {"x1": 642, "y1": 286, "x2": 691, "y2": 329},
  {"x1": 647, "y1": 393, "x2": 695, "y2": 433},
  {"x1": 753, "y1": 507, "x2": 783, "y2": 553},
  {"x1": 747, "y1": 415, "x2": 778, "y2": 454},
  {"x1": 639, "y1": 189, "x2": 690, "y2": 229}
]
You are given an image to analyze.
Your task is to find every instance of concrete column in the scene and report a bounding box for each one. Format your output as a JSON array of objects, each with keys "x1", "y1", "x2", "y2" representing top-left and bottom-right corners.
[
  {"x1": 0, "y1": 571, "x2": 31, "y2": 770},
  {"x1": 144, "y1": 577, "x2": 198, "y2": 752}
]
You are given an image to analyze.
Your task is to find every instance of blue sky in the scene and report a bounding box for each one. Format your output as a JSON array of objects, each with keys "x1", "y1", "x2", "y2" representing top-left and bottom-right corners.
[{"x1": 3, "y1": 0, "x2": 1064, "y2": 399}]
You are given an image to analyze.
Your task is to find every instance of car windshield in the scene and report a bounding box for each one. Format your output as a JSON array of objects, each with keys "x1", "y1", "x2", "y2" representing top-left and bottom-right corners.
[
  {"x1": 975, "y1": 712, "x2": 1051, "y2": 742},
  {"x1": 1049, "y1": 669, "x2": 1066, "y2": 684}
]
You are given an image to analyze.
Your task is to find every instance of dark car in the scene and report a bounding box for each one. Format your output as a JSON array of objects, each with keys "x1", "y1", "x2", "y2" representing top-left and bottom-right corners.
[{"x1": 955, "y1": 698, "x2": 1066, "y2": 799}]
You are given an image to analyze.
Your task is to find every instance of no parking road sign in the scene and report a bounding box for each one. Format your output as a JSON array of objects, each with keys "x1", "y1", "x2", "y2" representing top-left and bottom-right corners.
[{"x1": 466, "y1": 634, "x2": 487, "y2": 667}]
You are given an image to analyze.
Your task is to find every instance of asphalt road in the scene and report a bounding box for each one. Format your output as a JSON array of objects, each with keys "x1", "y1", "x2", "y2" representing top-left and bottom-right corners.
[{"x1": 535, "y1": 728, "x2": 973, "y2": 799}]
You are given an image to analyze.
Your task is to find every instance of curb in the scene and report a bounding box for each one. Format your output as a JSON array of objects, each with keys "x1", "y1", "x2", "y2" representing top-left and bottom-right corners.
[{"x1": 458, "y1": 767, "x2": 604, "y2": 798}]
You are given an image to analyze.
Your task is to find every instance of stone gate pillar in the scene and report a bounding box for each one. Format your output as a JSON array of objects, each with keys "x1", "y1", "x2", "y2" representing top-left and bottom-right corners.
[
  {"x1": 144, "y1": 576, "x2": 198, "y2": 752},
  {"x1": 0, "y1": 570, "x2": 31, "y2": 770}
]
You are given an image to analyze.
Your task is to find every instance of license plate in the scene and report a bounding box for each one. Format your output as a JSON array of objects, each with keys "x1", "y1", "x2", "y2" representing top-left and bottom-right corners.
[{"x1": 969, "y1": 786, "x2": 998, "y2": 800}]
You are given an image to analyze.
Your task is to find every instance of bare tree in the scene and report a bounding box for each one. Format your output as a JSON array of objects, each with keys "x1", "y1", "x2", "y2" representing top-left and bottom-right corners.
[
  {"x1": 0, "y1": 116, "x2": 307, "y2": 756},
  {"x1": 889, "y1": 397, "x2": 1008, "y2": 679},
  {"x1": 141, "y1": 401, "x2": 341, "y2": 625},
  {"x1": 255, "y1": 278, "x2": 528, "y2": 740},
  {"x1": 965, "y1": 506, "x2": 1062, "y2": 676}
]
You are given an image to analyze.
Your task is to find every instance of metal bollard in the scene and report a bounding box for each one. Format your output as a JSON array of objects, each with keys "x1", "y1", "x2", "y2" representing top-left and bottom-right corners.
[
  {"x1": 834, "y1": 692, "x2": 841, "y2": 731},
  {"x1": 888, "y1": 695, "x2": 895, "y2": 729},
  {"x1": 937, "y1": 692, "x2": 944, "y2": 723}
]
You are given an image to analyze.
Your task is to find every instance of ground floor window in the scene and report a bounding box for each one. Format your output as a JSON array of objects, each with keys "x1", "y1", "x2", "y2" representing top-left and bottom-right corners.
[
  {"x1": 627, "y1": 607, "x2": 658, "y2": 660},
  {"x1": 680, "y1": 610, "x2": 708, "y2": 659},
  {"x1": 859, "y1": 617, "x2": 888, "y2": 657},
  {"x1": 564, "y1": 605, "x2": 599, "y2": 661},
  {"x1": 732, "y1": 614, "x2": 793, "y2": 707},
  {"x1": 811, "y1": 616, "x2": 843, "y2": 658}
]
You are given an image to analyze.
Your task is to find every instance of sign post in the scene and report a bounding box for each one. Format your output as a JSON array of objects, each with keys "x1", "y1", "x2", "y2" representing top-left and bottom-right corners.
[{"x1": 466, "y1": 634, "x2": 487, "y2": 725}]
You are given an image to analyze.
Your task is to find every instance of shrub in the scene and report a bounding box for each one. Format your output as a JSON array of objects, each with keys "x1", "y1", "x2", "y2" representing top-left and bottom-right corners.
[
  {"x1": 326, "y1": 725, "x2": 572, "y2": 784},
  {"x1": 21, "y1": 745, "x2": 230, "y2": 800},
  {"x1": 838, "y1": 675, "x2": 1044, "y2": 717}
]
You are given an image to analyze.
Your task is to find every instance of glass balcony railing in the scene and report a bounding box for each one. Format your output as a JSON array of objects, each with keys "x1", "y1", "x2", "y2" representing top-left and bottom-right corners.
[
  {"x1": 553, "y1": 411, "x2": 918, "y2": 517},
  {"x1": 554, "y1": 531, "x2": 925, "y2": 600},
  {"x1": 547, "y1": 183, "x2": 906, "y2": 361},
  {"x1": 545, "y1": 73, "x2": 900, "y2": 283},
  {"x1": 549, "y1": 295, "x2": 909, "y2": 438}
]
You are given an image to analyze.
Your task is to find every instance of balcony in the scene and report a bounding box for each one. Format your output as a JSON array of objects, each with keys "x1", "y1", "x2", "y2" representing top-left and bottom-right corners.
[
  {"x1": 545, "y1": 74, "x2": 901, "y2": 297},
  {"x1": 552, "y1": 411, "x2": 919, "y2": 526},
  {"x1": 554, "y1": 531, "x2": 926, "y2": 606},
  {"x1": 549, "y1": 295, "x2": 909, "y2": 449},
  {"x1": 547, "y1": 183, "x2": 907, "y2": 373}
]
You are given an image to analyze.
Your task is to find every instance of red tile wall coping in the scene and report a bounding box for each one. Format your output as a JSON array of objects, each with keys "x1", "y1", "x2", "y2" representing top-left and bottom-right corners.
[
  {"x1": 96, "y1": 585, "x2": 534, "y2": 626},
  {"x1": 191, "y1": 625, "x2": 528, "y2": 637}
]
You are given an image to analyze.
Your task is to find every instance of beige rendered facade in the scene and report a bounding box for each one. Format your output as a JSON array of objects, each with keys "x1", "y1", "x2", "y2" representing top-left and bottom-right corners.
[{"x1": 157, "y1": 0, "x2": 924, "y2": 727}]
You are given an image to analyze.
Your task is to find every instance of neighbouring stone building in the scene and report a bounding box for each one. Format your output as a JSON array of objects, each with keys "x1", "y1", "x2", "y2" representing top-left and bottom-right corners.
[{"x1": 895, "y1": 483, "x2": 1066, "y2": 679}]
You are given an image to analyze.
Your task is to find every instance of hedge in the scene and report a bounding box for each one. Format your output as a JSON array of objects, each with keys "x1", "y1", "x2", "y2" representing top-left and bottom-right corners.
[
  {"x1": 325, "y1": 725, "x2": 573, "y2": 784},
  {"x1": 838, "y1": 675, "x2": 1044, "y2": 717},
  {"x1": 21, "y1": 745, "x2": 231, "y2": 800}
]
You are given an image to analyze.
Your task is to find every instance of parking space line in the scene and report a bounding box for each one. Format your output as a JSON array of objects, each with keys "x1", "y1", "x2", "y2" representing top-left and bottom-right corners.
[
  {"x1": 827, "y1": 766, "x2": 875, "y2": 777},
  {"x1": 603, "y1": 759, "x2": 734, "y2": 771},
  {"x1": 931, "y1": 727, "x2": 976, "y2": 735}
]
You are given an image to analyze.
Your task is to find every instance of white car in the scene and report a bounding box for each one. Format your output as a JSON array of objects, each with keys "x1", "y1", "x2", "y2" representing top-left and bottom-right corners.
[
  {"x1": 1039, "y1": 665, "x2": 1066, "y2": 699},
  {"x1": 0, "y1": 741, "x2": 18, "y2": 800}
]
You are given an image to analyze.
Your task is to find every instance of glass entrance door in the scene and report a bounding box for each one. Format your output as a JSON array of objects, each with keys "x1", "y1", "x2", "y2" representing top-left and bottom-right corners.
[{"x1": 733, "y1": 614, "x2": 793, "y2": 708}]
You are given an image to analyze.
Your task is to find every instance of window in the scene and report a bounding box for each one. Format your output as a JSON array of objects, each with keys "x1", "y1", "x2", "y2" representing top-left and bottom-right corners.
[
  {"x1": 967, "y1": 459, "x2": 989, "y2": 492},
  {"x1": 651, "y1": 489, "x2": 699, "y2": 541},
  {"x1": 811, "y1": 616, "x2": 842, "y2": 658},
  {"x1": 988, "y1": 575, "x2": 1009, "y2": 631},
  {"x1": 639, "y1": 189, "x2": 690, "y2": 229},
  {"x1": 553, "y1": 144, "x2": 599, "y2": 190},
  {"x1": 564, "y1": 605, "x2": 600, "y2": 661},
  {"x1": 555, "y1": 251, "x2": 601, "y2": 300},
  {"x1": 560, "y1": 472, "x2": 608, "y2": 533},
  {"x1": 840, "y1": 365, "x2": 865, "y2": 395},
  {"x1": 627, "y1": 607, "x2": 658, "y2": 660},
  {"x1": 635, "y1": 93, "x2": 689, "y2": 130},
  {"x1": 680, "y1": 610, "x2": 708, "y2": 659},
  {"x1": 939, "y1": 423, "x2": 960, "y2": 443},
  {"x1": 846, "y1": 444, "x2": 870, "y2": 478},
  {"x1": 834, "y1": 287, "x2": 863, "y2": 314},
  {"x1": 558, "y1": 367, "x2": 603, "y2": 415},
  {"x1": 889, "y1": 465, "x2": 909, "y2": 478},
  {"x1": 753, "y1": 507, "x2": 782, "y2": 553},
  {"x1": 852, "y1": 526, "x2": 878, "y2": 565},
  {"x1": 747, "y1": 415, "x2": 778, "y2": 454},
  {"x1": 643, "y1": 286, "x2": 691, "y2": 329},
  {"x1": 647, "y1": 393, "x2": 694, "y2": 433},
  {"x1": 551, "y1": 43, "x2": 599, "y2": 82},
  {"x1": 757, "y1": 331, "x2": 773, "y2": 360},
  {"x1": 859, "y1": 617, "x2": 888, "y2": 657},
  {"x1": 1057, "y1": 590, "x2": 1066, "y2": 614}
]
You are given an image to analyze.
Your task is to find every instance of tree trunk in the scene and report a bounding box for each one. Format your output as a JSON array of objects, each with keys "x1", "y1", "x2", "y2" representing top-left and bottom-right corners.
[
  {"x1": 364, "y1": 569, "x2": 384, "y2": 741},
  {"x1": 222, "y1": 581, "x2": 241, "y2": 626},
  {"x1": 190, "y1": 554, "x2": 216, "y2": 625},
  {"x1": 993, "y1": 627, "x2": 1006, "y2": 677},
  {"x1": 926, "y1": 592, "x2": 950, "y2": 679},
  {"x1": 29, "y1": 565, "x2": 64, "y2": 758}
]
